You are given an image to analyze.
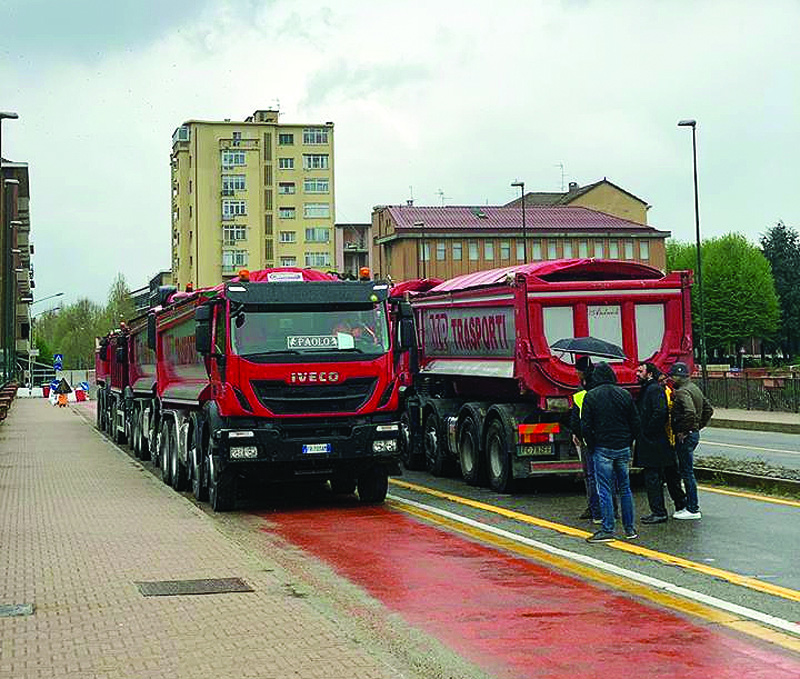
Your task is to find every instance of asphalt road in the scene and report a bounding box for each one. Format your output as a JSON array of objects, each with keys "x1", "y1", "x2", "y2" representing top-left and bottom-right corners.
[{"x1": 699, "y1": 427, "x2": 800, "y2": 470}]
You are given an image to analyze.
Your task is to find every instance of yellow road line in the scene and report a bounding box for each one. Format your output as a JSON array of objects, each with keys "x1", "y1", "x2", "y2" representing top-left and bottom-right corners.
[
  {"x1": 389, "y1": 478, "x2": 800, "y2": 604},
  {"x1": 389, "y1": 499, "x2": 800, "y2": 654},
  {"x1": 698, "y1": 484, "x2": 800, "y2": 508}
]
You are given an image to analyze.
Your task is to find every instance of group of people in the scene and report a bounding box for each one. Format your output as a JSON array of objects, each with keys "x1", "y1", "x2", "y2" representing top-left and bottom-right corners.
[{"x1": 571, "y1": 357, "x2": 713, "y2": 543}]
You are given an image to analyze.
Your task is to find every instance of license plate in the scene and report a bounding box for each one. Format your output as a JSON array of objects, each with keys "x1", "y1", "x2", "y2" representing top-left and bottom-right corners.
[
  {"x1": 229, "y1": 446, "x2": 258, "y2": 459},
  {"x1": 302, "y1": 443, "x2": 331, "y2": 454},
  {"x1": 517, "y1": 444, "x2": 551, "y2": 457}
]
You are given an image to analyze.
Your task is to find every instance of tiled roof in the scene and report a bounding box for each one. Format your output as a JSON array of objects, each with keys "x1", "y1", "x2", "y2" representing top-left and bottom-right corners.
[
  {"x1": 505, "y1": 179, "x2": 650, "y2": 208},
  {"x1": 382, "y1": 205, "x2": 663, "y2": 234}
]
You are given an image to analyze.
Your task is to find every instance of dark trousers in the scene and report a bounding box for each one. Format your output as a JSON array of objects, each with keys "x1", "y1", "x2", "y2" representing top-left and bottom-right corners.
[{"x1": 643, "y1": 465, "x2": 685, "y2": 517}]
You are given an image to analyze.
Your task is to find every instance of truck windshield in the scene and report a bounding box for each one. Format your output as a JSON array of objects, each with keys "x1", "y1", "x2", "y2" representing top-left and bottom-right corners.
[{"x1": 231, "y1": 305, "x2": 391, "y2": 359}]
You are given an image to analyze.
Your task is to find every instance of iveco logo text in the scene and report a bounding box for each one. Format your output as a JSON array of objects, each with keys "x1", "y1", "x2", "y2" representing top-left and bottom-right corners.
[{"x1": 290, "y1": 372, "x2": 340, "y2": 383}]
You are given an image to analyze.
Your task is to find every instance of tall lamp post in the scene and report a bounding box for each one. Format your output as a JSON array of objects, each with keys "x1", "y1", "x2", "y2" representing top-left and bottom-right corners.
[
  {"x1": 1, "y1": 111, "x2": 19, "y2": 382},
  {"x1": 413, "y1": 220, "x2": 426, "y2": 279},
  {"x1": 678, "y1": 119, "x2": 708, "y2": 392},
  {"x1": 511, "y1": 181, "x2": 527, "y2": 263},
  {"x1": 27, "y1": 293, "x2": 64, "y2": 389}
]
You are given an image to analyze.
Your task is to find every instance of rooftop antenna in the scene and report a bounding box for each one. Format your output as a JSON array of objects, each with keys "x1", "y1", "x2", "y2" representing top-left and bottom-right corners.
[
  {"x1": 437, "y1": 189, "x2": 450, "y2": 207},
  {"x1": 555, "y1": 163, "x2": 565, "y2": 191}
]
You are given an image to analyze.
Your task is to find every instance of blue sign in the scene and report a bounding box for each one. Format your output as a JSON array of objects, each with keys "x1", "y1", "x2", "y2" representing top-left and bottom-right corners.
[
  {"x1": 53, "y1": 353, "x2": 63, "y2": 370},
  {"x1": 50, "y1": 379, "x2": 59, "y2": 392},
  {"x1": 79, "y1": 381, "x2": 90, "y2": 391}
]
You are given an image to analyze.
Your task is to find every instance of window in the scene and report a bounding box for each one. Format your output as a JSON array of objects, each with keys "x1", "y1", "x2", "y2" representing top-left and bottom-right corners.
[
  {"x1": 232, "y1": 131, "x2": 242, "y2": 146},
  {"x1": 303, "y1": 177, "x2": 329, "y2": 193},
  {"x1": 500, "y1": 241, "x2": 510, "y2": 259},
  {"x1": 278, "y1": 182, "x2": 295, "y2": 195},
  {"x1": 635, "y1": 304, "x2": 665, "y2": 360},
  {"x1": 303, "y1": 127, "x2": 329, "y2": 145},
  {"x1": 594, "y1": 240, "x2": 604, "y2": 258},
  {"x1": 305, "y1": 252, "x2": 331, "y2": 267},
  {"x1": 420, "y1": 242, "x2": 430, "y2": 261},
  {"x1": 221, "y1": 150, "x2": 245, "y2": 168},
  {"x1": 222, "y1": 224, "x2": 247, "y2": 245},
  {"x1": 578, "y1": 240, "x2": 588, "y2": 257},
  {"x1": 516, "y1": 242, "x2": 525, "y2": 261},
  {"x1": 279, "y1": 207, "x2": 296, "y2": 219},
  {"x1": 563, "y1": 241, "x2": 573, "y2": 258},
  {"x1": 222, "y1": 174, "x2": 246, "y2": 195},
  {"x1": 222, "y1": 199, "x2": 246, "y2": 219},
  {"x1": 279, "y1": 231, "x2": 296, "y2": 243},
  {"x1": 640, "y1": 240, "x2": 650, "y2": 261},
  {"x1": 608, "y1": 241, "x2": 619, "y2": 259},
  {"x1": 303, "y1": 154, "x2": 329, "y2": 170},
  {"x1": 278, "y1": 157, "x2": 294, "y2": 170},
  {"x1": 222, "y1": 249, "x2": 248, "y2": 268},
  {"x1": 453, "y1": 242, "x2": 462, "y2": 261},
  {"x1": 305, "y1": 227, "x2": 330, "y2": 243},
  {"x1": 624, "y1": 240, "x2": 634, "y2": 260},
  {"x1": 303, "y1": 203, "x2": 331, "y2": 219},
  {"x1": 436, "y1": 242, "x2": 446, "y2": 261},
  {"x1": 532, "y1": 241, "x2": 542, "y2": 260},
  {"x1": 588, "y1": 305, "x2": 623, "y2": 361},
  {"x1": 280, "y1": 256, "x2": 297, "y2": 267},
  {"x1": 484, "y1": 241, "x2": 494, "y2": 260},
  {"x1": 468, "y1": 242, "x2": 479, "y2": 261},
  {"x1": 278, "y1": 133, "x2": 294, "y2": 145},
  {"x1": 547, "y1": 241, "x2": 557, "y2": 260}
]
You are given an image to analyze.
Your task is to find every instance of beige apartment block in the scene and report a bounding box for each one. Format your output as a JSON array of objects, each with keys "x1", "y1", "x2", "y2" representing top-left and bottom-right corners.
[{"x1": 170, "y1": 109, "x2": 335, "y2": 289}]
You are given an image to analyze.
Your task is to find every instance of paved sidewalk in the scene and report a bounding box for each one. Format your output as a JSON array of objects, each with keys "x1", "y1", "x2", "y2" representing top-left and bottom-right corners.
[
  {"x1": 0, "y1": 400, "x2": 419, "y2": 679},
  {"x1": 711, "y1": 407, "x2": 800, "y2": 434}
]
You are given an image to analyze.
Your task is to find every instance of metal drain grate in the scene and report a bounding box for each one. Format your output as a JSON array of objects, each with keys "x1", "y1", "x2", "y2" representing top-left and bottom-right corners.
[
  {"x1": 135, "y1": 578, "x2": 254, "y2": 597},
  {"x1": 0, "y1": 604, "x2": 34, "y2": 617}
]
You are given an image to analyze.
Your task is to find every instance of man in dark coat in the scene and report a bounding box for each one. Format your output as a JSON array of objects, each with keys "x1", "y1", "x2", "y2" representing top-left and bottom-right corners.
[
  {"x1": 635, "y1": 362, "x2": 685, "y2": 524},
  {"x1": 571, "y1": 356, "x2": 601, "y2": 522},
  {"x1": 580, "y1": 362, "x2": 640, "y2": 542}
]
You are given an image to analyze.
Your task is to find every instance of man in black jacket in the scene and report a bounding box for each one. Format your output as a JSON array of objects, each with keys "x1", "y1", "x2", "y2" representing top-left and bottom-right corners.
[
  {"x1": 636, "y1": 362, "x2": 685, "y2": 524},
  {"x1": 580, "y1": 362, "x2": 641, "y2": 542},
  {"x1": 570, "y1": 356, "x2": 601, "y2": 522}
]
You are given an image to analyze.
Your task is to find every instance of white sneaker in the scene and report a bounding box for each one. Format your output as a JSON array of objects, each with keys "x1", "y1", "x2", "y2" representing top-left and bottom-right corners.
[{"x1": 673, "y1": 508, "x2": 702, "y2": 520}]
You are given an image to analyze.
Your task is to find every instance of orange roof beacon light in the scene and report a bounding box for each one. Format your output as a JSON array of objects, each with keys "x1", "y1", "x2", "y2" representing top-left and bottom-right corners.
[
  {"x1": 238, "y1": 269, "x2": 251, "y2": 282},
  {"x1": 185, "y1": 282, "x2": 194, "y2": 292},
  {"x1": 359, "y1": 267, "x2": 371, "y2": 281}
]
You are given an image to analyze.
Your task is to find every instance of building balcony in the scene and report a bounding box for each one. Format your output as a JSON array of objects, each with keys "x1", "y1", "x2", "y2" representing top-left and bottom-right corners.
[{"x1": 343, "y1": 242, "x2": 367, "y2": 251}]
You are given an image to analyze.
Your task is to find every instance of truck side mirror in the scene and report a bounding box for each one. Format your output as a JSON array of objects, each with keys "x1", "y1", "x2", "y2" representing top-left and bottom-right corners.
[
  {"x1": 147, "y1": 314, "x2": 156, "y2": 351},
  {"x1": 399, "y1": 300, "x2": 413, "y2": 319},
  {"x1": 399, "y1": 318, "x2": 415, "y2": 350},
  {"x1": 99, "y1": 339, "x2": 108, "y2": 362},
  {"x1": 195, "y1": 305, "x2": 212, "y2": 354}
]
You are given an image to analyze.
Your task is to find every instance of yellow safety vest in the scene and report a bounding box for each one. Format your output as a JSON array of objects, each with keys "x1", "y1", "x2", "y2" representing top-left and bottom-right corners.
[
  {"x1": 573, "y1": 389, "x2": 587, "y2": 413},
  {"x1": 664, "y1": 385, "x2": 676, "y2": 447}
]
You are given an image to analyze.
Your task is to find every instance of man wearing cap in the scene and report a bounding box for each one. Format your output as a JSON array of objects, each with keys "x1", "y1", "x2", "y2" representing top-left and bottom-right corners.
[
  {"x1": 571, "y1": 356, "x2": 601, "y2": 522},
  {"x1": 668, "y1": 361, "x2": 714, "y2": 519}
]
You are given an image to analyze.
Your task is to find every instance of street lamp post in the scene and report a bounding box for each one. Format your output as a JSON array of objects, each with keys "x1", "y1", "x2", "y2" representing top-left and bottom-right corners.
[
  {"x1": 678, "y1": 119, "x2": 708, "y2": 393},
  {"x1": 1, "y1": 111, "x2": 19, "y2": 382},
  {"x1": 27, "y1": 294, "x2": 64, "y2": 389},
  {"x1": 511, "y1": 181, "x2": 527, "y2": 263}
]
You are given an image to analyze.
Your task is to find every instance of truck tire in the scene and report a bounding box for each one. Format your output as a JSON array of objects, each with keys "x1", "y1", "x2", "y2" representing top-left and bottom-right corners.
[
  {"x1": 131, "y1": 406, "x2": 141, "y2": 458},
  {"x1": 357, "y1": 467, "x2": 388, "y2": 504},
  {"x1": 399, "y1": 411, "x2": 425, "y2": 470},
  {"x1": 96, "y1": 392, "x2": 103, "y2": 430},
  {"x1": 423, "y1": 411, "x2": 450, "y2": 477},
  {"x1": 138, "y1": 409, "x2": 151, "y2": 461},
  {"x1": 330, "y1": 476, "x2": 357, "y2": 495},
  {"x1": 207, "y1": 442, "x2": 234, "y2": 511},
  {"x1": 112, "y1": 404, "x2": 127, "y2": 445},
  {"x1": 191, "y1": 445, "x2": 208, "y2": 501},
  {"x1": 458, "y1": 413, "x2": 484, "y2": 486},
  {"x1": 170, "y1": 426, "x2": 188, "y2": 492},
  {"x1": 159, "y1": 422, "x2": 172, "y2": 486},
  {"x1": 486, "y1": 420, "x2": 514, "y2": 493}
]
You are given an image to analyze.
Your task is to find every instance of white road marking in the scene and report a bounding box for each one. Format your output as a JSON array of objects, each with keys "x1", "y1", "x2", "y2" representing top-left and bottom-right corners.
[{"x1": 703, "y1": 440, "x2": 800, "y2": 457}]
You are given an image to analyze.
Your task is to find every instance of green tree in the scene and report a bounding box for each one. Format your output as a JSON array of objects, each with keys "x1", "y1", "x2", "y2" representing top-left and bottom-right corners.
[
  {"x1": 760, "y1": 221, "x2": 800, "y2": 359},
  {"x1": 102, "y1": 273, "x2": 136, "y2": 332},
  {"x1": 666, "y1": 234, "x2": 780, "y2": 358}
]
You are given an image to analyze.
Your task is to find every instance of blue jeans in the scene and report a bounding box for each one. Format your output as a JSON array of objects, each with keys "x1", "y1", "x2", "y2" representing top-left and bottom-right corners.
[
  {"x1": 582, "y1": 447, "x2": 601, "y2": 518},
  {"x1": 675, "y1": 431, "x2": 700, "y2": 512},
  {"x1": 594, "y1": 447, "x2": 634, "y2": 534}
]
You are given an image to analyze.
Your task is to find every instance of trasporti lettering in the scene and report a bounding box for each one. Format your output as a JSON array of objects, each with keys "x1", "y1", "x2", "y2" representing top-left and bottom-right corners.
[{"x1": 427, "y1": 310, "x2": 510, "y2": 353}]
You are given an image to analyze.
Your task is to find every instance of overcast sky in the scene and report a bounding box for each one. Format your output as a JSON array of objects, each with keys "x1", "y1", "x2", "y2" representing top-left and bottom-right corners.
[{"x1": 1, "y1": 0, "x2": 798, "y2": 309}]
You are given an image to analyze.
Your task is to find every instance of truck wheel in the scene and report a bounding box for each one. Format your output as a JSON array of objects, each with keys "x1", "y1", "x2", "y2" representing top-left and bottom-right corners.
[
  {"x1": 191, "y1": 445, "x2": 208, "y2": 501},
  {"x1": 357, "y1": 467, "x2": 388, "y2": 504},
  {"x1": 112, "y1": 405, "x2": 127, "y2": 445},
  {"x1": 423, "y1": 412, "x2": 449, "y2": 476},
  {"x1": 159, "y1": 422, "x2": 172, "y2": 486},
  {"x1": 131, "y1": 407, "x2": 141, "y2": 457},
  {"x1": 96, "y1": 393, "x2": 103, "y2": 430},
  {"x1": 487, "y1": 420, "x2": 514, "y2": 493},
  {"x1": 330, "y1": 476, "x2": 357, "y2": 495},
  {"x1": 399, "y1": 411, "x2": 425, "y2": 470},
  {"x1": 170, "y1": 426, "x2": 188, "y2": 492},
  {"x1": 458, "y1": 414, "x2": 484, "y2": 486},
  {"x1": 207, "y1": 449, "x2": 234, "y2": 512},
  {"x1": 138, "y1": 409, "x2": 151, "y2": 461}
]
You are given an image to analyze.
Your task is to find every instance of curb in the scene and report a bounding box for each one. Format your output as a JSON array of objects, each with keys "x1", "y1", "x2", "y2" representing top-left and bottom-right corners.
[
  {"x1": 695, "y1": 466, "x2": 800, "y2": 496},
  {"x1": 709, "y1": 417, "x2": 800, "y2": 435}
]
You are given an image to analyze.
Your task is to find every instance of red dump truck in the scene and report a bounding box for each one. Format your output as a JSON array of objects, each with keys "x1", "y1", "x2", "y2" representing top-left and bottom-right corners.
[
  {"x1": 95, "y1": 268, "x2": 412, "y2": 510},
  {"x1": 398, "y1": 259, "x2": 694, "y2": 492}
]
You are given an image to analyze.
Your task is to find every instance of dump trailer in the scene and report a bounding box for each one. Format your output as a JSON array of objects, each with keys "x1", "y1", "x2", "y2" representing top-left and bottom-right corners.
[
  {"x1": 399, "y1": 259, "x2": 693, "y2": 492},
  {"x1": 95, "y1": 329, "x2": 131, "y2": 444},
  {"x1": 96, "y1": 268, "x2": 412, "y2": 511}
]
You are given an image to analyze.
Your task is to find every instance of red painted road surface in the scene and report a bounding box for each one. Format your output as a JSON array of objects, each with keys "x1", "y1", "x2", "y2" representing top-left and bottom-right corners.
[{"x1": 260, "y1": 505, "x2": 800, "y2": 679}]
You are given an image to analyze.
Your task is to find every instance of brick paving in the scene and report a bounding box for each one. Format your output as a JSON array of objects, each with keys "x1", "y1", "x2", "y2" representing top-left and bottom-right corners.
[{"x1": 0, "y1": 400, "x2": 420, "y2": 679}]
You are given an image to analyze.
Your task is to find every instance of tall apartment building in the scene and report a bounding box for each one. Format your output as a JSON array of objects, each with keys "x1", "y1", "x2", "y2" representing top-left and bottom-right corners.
[{"x1": 170, "y1": 109, "x2": 335, "y2": 289}]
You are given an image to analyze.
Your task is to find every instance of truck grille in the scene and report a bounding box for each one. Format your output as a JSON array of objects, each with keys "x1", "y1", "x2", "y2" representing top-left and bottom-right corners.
[{"x1": 250, "y1": 378, "x2": 377, "y2": 415}]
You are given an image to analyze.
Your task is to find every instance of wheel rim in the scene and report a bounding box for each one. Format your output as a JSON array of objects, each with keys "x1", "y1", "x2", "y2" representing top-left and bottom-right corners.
[
  {"x1": 424, "y1": 419, "x2": 438, "y2": 465},
  {"x1": 488, "y1": 433, "x2": 503, "y2": 478},
  {"x1": 399, "y1": 415, "x2": 411, "y2": 463},
  {"x1": 459, "y1": 424, "x2": 475, "y2": 474}
]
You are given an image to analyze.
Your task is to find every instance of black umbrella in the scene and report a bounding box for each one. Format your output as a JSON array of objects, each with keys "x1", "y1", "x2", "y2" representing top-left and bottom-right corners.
[
  {"x1": 54, "y1": 378, "x2": 72, "y2": 394},
  {"x1": 550, "y1": 336, "x2": 626, "y2": 360}
]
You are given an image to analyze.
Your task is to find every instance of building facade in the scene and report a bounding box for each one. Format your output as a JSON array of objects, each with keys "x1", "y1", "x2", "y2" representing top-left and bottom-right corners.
[
  {"x1": 372, "y1": 204, "x2": 669, "y2": 283},
  {"x1": 170, "y1": 109, "x2": 335, "y2": 289},
  {"x1": 334, "y1": 222, "x2": 372, "y2": 277}
]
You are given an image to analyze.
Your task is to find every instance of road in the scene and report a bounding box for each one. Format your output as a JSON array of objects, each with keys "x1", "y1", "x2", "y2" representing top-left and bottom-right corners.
[{"x1": 699, "y1": 427, "x2": 800, "y2": 471}]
